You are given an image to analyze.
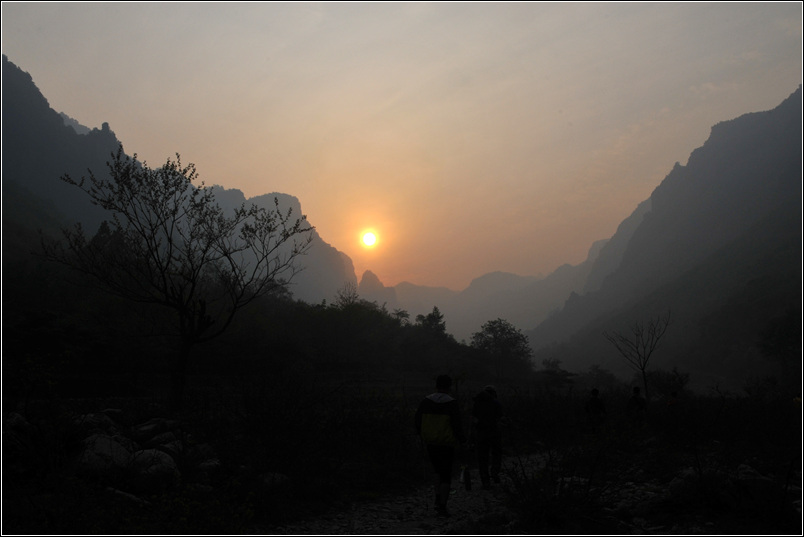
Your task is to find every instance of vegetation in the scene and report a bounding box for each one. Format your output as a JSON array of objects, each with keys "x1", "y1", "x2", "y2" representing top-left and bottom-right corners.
[
  {"x1": 471, "y1": 318, "x2": 533, "y2": 379},
  {"x1": 39, "y1": 145, "x2": 314, "y2": 410},
  {"x1": 603, "y1": 311, "x2": 672, "y2": 401}
]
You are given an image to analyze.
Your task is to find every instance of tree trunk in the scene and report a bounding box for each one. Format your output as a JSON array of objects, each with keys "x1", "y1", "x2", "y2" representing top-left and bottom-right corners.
[
  {"x1": 641, "y1": 369, "x2": 649, "y2": 403},
  {"x1": 169, "y1": 341, "x2": 192, "y2": 413}
]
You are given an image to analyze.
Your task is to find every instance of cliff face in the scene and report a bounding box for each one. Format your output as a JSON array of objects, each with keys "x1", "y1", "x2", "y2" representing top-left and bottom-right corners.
[
  {"x1": 2, "y1": 55, "x2": 123, "y2": 235},
  {"x1": 206, "y1": 187, "x2": 357, "y2": 303},
  {"x1": 526, "y1": 86, "x2": 802, "y2": 389}
]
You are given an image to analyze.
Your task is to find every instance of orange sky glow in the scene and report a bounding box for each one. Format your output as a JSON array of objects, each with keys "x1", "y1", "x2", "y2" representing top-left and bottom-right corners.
[{"x1": 2, "y1": 2, "x2": 801, "y2": 291}]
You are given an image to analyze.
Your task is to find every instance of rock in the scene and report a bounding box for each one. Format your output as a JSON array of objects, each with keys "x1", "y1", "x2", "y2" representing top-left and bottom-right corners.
[
  {"x1": 2, "y1": 415, "x2": 36, "y2": 477},
  {"x1": 129, "y1": 448, "x2": 180, "y2": 492},
  {"x1": 74, "y1": 412, "x2": 118, "y2": 434},
  {"x1": 735, "y1": 464, "x2": 779, "y2": 504},
  {"x1": 260, "y1": 471, "x2": 290, "y2": 490},
  {"x1": 105, "y1": 486, "x2": 151, "y2": 506},
  {"x1": 157, "y1": 439, "x2": 186, "y2": 459},
  {"x1": 147, "y1": 431, "x2": 179, "y2": 447},
  {"x1": 78, "y1": 433, "x2": 132, "y2": 479},
  {"x1": 668, "y1": 476, "x2": 689, "y2": 495},
  {"x1": 110, "y1": 433, "x2": 140, "y2": 453},
  {"x1": 186, "y1": 483, "x2": 214, "y2": 495},
  {"x1": 186, "y1": 442, "x2": 217, "y2": 466},
  {"x1": 130, "y1": 417, "x2": 181, "y2": 442},
  {"x1": 736, "y1": 464, "x2": 767, "y2": 481},
  {"x1": 197, "y1": 458, "x2": 225, "y2": 484},
  {"x1": 5, "y1": 412, "x2": 35, "y2": 435}
]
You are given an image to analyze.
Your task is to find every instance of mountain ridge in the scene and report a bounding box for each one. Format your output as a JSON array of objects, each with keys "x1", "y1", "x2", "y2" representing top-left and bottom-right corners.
[
  {"x1": 3, "y1": 53, "x2": 799, "y2": 390},
  {"x1": 1, "y1": 55, "x2": 356, "y2": 305},
  {"x1": 524, "y1": 85, "x2": 802, "y2": 390}
]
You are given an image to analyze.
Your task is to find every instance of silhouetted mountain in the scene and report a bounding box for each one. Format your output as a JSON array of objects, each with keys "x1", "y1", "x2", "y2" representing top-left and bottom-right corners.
[
  {"x1": 358, "y1": 270, "x2": 399, "y2": 310},
  {"x1": 583, "y1": 200, "x2": 650, "y2": 294},
  {"x1": 2, "y1": 55, "x2": 122, "y2": 236},
  {"x1": 442, "y1": 244, "x2": 602, "y2": 342},
  {"x1": 392, "y1": 281, "x2": 458, "y2": 315},
  {"x1": 211, "y1": 187, "x2": 357, "y2": 303},
  {"x1": 59, "y1": 112, "x2": 91, "y2": 135},
  {"x1": 361, "y1": 240, "x2": 605, "y2": 342},
  {"x1": 1, "y1": 55, "x2": 356, "y2": 305},
  {"x1": 526, "y1": 86, "x2": 802, "y2": 391}
]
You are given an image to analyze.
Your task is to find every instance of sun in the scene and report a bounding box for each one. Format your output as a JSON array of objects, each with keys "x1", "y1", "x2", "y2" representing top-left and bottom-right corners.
[{"x1": 362, "y1": 232, "x2": 377, "y2": 247}]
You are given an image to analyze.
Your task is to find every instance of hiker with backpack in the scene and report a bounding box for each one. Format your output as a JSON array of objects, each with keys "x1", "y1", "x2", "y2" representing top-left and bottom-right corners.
[{"x1": 414, "y1": 374, "x2": 467, "y2": 517}]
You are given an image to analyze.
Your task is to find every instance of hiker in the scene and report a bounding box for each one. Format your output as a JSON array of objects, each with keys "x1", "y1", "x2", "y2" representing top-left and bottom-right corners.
[
  {"x1": 414, "y1": 374, "x2": 466, "y2": 517},
  {"x1": 663, "y1": 391, "x2": 682, "y2": 438},
  {"x1": 471, "y1": 385, "x2": 503, "y2": 489},
  {"x1": 584, "y1": 388, "x2": 606, "y2": 432},
  {"x1": 626, "y1": 386, "x2": 647, "y2": 428}
]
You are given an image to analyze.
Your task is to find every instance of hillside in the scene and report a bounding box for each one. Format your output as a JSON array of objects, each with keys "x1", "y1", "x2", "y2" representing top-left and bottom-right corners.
[
  {"x1": 1, "y1": 55, "x2": 355, "y2": 306},
  {"x1": 526, "y1": 86, "x2": 802, "y2": 391},
  {"x1": 360, "y1": 240, "x2": 606, "y2": 343}
]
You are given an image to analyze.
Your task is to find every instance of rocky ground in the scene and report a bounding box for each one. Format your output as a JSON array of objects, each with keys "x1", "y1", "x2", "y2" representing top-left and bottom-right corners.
[
  {"x1": 5, "y1": 407, "x2": 800, "y2": 535},
  {"x1": 254, "y1": 450, "x2": 803, "y2": 535},
  {"x1": 256, "y1": 456, "x2": 533, "y2": 535}
]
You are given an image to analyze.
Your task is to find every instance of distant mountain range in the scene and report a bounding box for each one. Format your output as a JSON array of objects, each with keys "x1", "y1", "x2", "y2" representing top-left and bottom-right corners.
[
  {"x1": 3, "y1": 54, "x2": 800, "y2": 390},
  {"x1": 362, "y1": 84, "x2": 802, "y2": 390},
  {"x1": 1, "y1": 54, "x2": 356, "y2": 306},
  {"x1": 359, "y1": 238, "x2": 612, "y2": 342}
]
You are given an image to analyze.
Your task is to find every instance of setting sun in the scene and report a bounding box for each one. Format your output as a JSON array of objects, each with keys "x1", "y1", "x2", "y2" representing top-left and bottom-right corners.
[{"x1": 362, "y1": 232, "x2": 377, "y2": 247}]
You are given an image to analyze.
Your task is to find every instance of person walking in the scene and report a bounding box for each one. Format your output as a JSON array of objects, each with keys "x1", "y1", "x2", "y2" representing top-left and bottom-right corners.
[
  {"x1": 584, "y1": 388, "x2": 607, "y2": 433},
  {"x1": 627, "y1": 386, "x2": 647, "y2": 429},
  {"x1": 471, "y1": 385, "x2": 503, "y2": 490},
  {"x1": 414, "y1": 374, "x2": 466, "y2": 517}
]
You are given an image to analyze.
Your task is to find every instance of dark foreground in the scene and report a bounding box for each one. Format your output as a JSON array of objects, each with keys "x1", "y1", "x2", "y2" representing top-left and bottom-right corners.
[{"x1": 3, "y1": 386, "x2": 801, "y2": 535}]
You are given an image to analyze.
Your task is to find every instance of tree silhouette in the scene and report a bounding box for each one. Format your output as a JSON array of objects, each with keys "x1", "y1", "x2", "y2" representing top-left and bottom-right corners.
[
  {"x1": 471, "y1": 318, "x2": 533, "y2": 379},
  {"x1": 391, "y1": 308, "x2": 410, "y2": 326},
  {"x1": 603, "y1": 311, "x2": 671, "y2": 402},
  {"x1": 42, "y1": 145, "x2": 314, "y2": 411},
  {"x1": 334, "y1": 281, "x2": 361, "y2": 308},
  {"x1": 416, "y1": 306, "x2": 447, "y2": 336}
]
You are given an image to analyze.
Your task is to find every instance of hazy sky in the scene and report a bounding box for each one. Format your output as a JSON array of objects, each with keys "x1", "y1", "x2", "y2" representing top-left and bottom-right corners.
[{"x1": 2, "y1": 2, "x2": 801, "y2": 290}]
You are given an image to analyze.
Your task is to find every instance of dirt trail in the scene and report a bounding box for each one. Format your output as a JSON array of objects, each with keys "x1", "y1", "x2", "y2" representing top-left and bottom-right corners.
[{"x1": 259, "y1": 455, "x2": 541, "y2": 535}]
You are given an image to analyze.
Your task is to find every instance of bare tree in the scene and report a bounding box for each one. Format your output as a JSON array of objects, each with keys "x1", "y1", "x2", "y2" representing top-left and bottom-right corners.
[
  {"x1": 41, "y1": 145, "x2": 314, "y2": 410},
  {"x1": 334, "y1": 281, "x2": 361, "y2": 308},
  {"x1": 603, "y1": 311, "x2": 671, "y2": 402}
]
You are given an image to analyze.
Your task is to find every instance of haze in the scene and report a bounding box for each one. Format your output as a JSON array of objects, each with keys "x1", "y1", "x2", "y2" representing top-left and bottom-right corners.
[{"x1": 2, "y1": 2, "x2": 801, "y2": 290}]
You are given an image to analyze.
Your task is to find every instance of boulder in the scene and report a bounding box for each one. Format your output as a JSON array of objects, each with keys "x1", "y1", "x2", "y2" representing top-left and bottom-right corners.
[
  {"x1": 197, "y1": 458, "x2": 225, "y2": 484},
  {"x1": 260, "y1": 471, "x2": 290, "y2": 490},
  {"x1": 157, "y1": 439, "x2": 186, "y2": 460},
  {"x1": 129, "y1": 448, "x2": 180, "y2": 492},
  {"x1": 735, "y1": 464, "x2": 780, "y2": 503},
  {"x1": 146, "y1": 431, "x2": 179, "y2": 448},
  {"x1": 130, "y1": 417, "x2": 181, "y2": 442},
  {"x1": 78, "y1": 433, "x2": 133, "y2": 480},
  {"x1": 5, "y1": 412, "x2": 35, "y2": 435},
  {"x1": 74, "y1": 412, "x2": 118, "y2": 434}
]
